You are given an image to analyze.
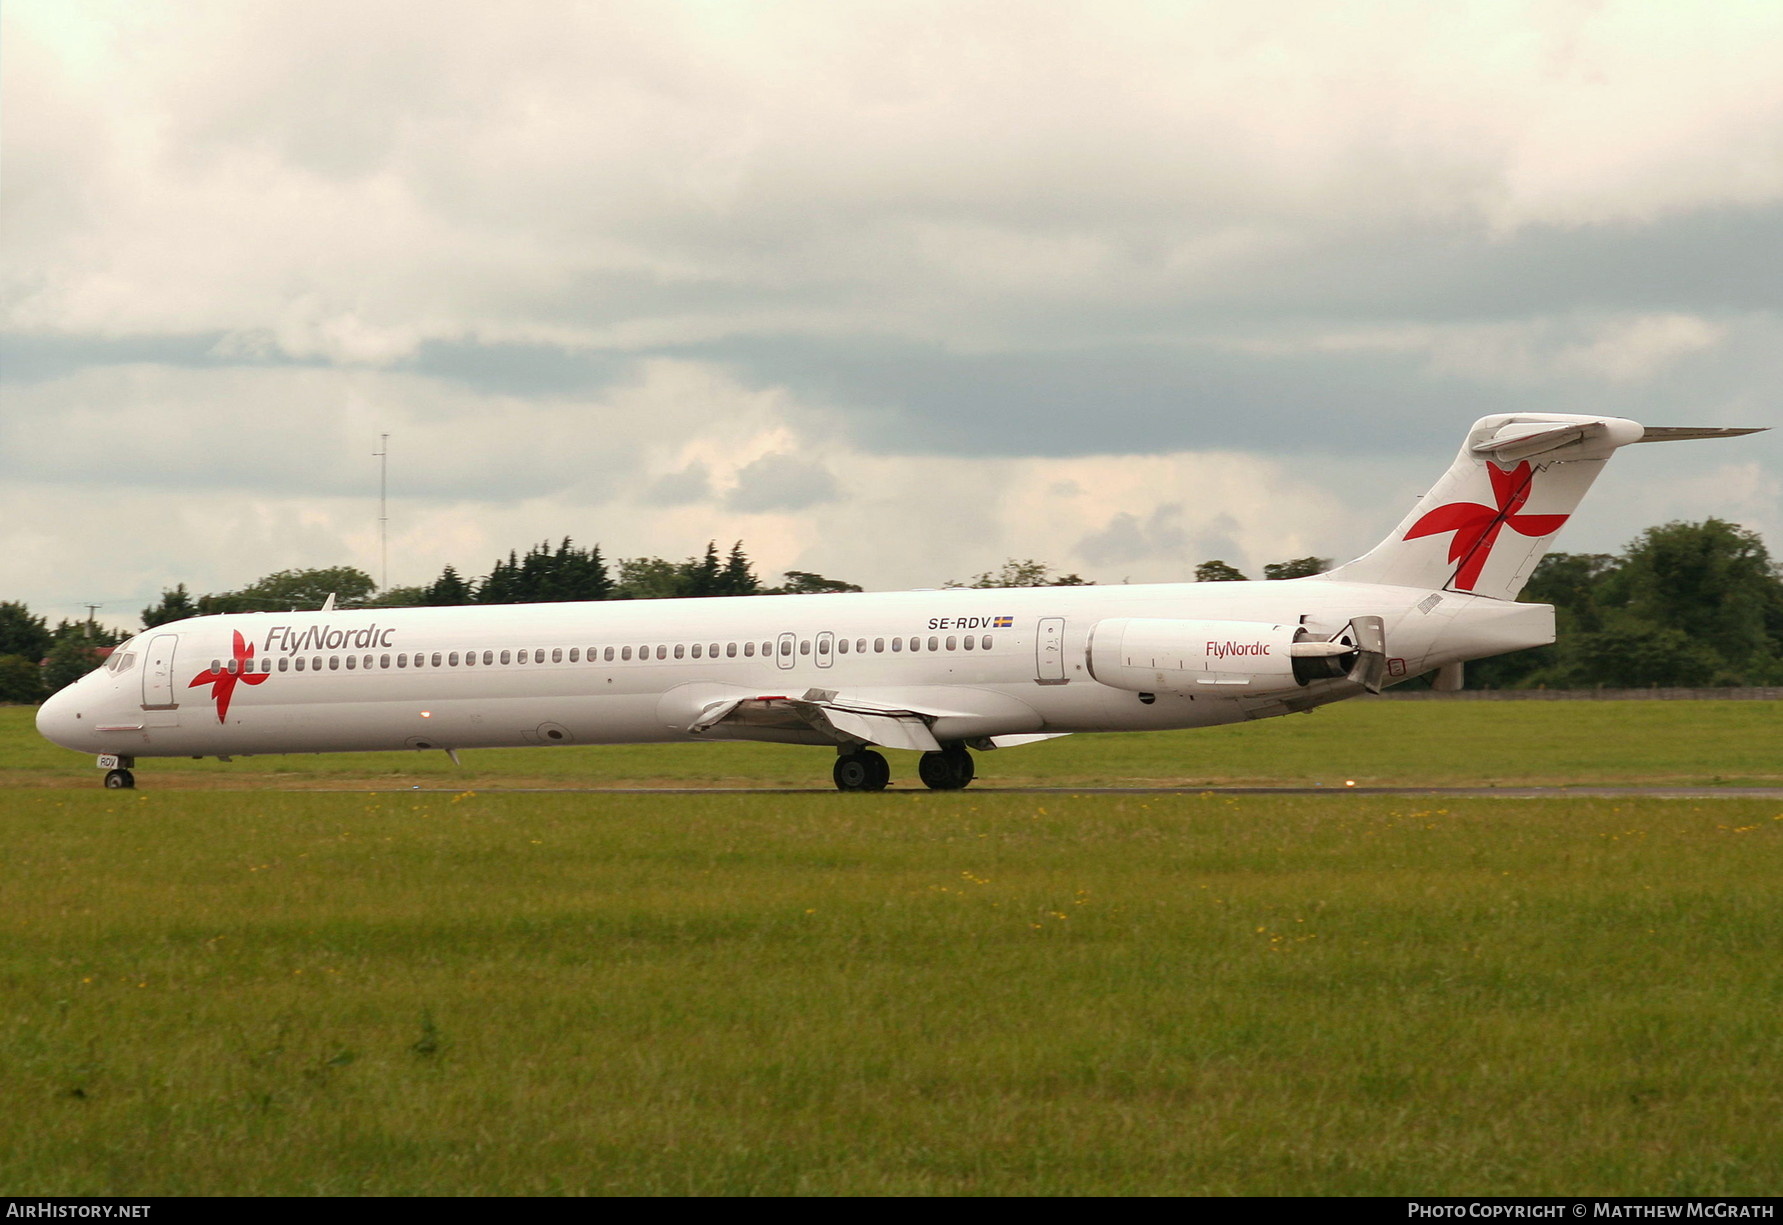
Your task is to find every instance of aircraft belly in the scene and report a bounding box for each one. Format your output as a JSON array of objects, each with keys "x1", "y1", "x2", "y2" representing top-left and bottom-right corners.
[
  {"x1": 124, "y1": 691, "x2": 674, "y2": 756},
  {"x1": 1024, "y1": 681, "x2": 1254, "y2": 734}
]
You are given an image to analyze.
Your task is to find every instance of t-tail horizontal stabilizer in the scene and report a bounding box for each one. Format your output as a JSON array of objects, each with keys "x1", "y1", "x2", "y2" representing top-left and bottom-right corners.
[{"x1": 1319, "y1": 415, "x2": 1766, "y2": 602}]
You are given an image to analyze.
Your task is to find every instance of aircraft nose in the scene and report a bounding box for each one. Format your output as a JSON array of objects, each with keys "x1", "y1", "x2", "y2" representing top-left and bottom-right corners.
[{"x1": 35, "y1": 682, "x2": 90, "y2": 751}]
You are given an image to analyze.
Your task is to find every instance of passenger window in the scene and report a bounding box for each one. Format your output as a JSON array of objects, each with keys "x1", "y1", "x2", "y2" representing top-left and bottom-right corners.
[
  {"x1": 675, "y1": 644, "x2": 686, "y2": 659},
  {"x1": 503, "y1": 650, "x2": 513, "y2": 664},
  {"x1": 928, "y1": 637, "x2": 939, "y2": 652},
  {"x1": 709, "y1": 643, "x2": 718, "y2": 656},
  {"x1": 946, "y1": 636, "x2": 956, "y2": 651},
  {"x1": 982, "y1": 635, "x2": 992, "y2": 649},
  {"x1": 431, "y1": 653, "x2": 442, "y2": 667},
  {"x1": 279, "y1": 658, "x2": 290, "y2": 672},
  {"x1": 465, "y1": 652, "x2": 477, "y2": 667},
  {"x1": 761, "y1": 641, "x2": 772, "y2": 656},
  {"x1": 964, "y1": 636, "x2": 975, "y2": 650},
  {"x1": 800, "y1": 640, "x2": 810, "y2": 656},
  {"x1": 744, "y1": 642, "x2": 755, "y2": 657},
  {"x1": 837, "y1": 639, "x2": 849, "y2": 654},
  {"x1": 690, "y1": 644, "x2": 702, "y2": 659},
  {"x1": 345, "y1": 656, "x2": 357, "y2": 670},
  {"x1": 727, "y1": 643, "x2": 737, "y2": 658},
  {"x1": 817, "y1": 638, "x2": 830, "y2": 656},
  {"x1": 313, "y1": 656, "x2": 322, "y2": 671},
  {"x1": 331, "y1": 657, "x2": 343, "y2": 670},
  {"x1": 656, "y1": 645, "x2": 667, "y2": 660},
  {"x1": 482, "y1": 651, "x2": 494, "y2": 665},
  {"x1": 874, "y1": 638, "x2": 884, "y2": 652},
  {"x1": 554, "y1": 648, "x2": 564, "y2": 663},
  {"x1": 381, "y1": 654, "x2": 391, "y2": 668},
  {"x1": 604, "y1": 647, "x2": 614, "y2": 661},
  {"x1": 294, "y1": 657, "x2": 306, "y2": 672},
  {"x1": 891, "y1": 638, "x2": 902, "y2": 652},
  {"x1": 396, "y1": 654, "x2": 407, "y2": 668},
  {"x1": 263, "y1": 659, "x2": 272, "y2": 673},
  {"x1": 622, "y1": 646, "x2": 633, "y2": 661}
]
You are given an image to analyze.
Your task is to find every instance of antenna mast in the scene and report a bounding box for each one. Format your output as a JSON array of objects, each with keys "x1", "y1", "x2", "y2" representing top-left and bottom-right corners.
[{"x1": 374, "y1": 433, "x2": 389, "y2": 590}]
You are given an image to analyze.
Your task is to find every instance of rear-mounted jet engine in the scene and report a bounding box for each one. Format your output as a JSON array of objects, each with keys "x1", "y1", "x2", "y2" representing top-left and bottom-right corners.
[{"x1": 1085, "y1": 617, "x2": 1385, "y2": 697}]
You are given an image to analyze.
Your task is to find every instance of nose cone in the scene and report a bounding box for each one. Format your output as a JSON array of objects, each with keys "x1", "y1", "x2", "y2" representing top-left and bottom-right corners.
[{"x1": 35, "y1": 682, "x2": 91, "y2": 752}]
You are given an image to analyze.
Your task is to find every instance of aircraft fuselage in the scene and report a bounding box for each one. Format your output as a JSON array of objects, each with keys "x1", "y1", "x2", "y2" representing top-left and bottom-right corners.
[{"x1": 36, "y1": 578, "x2": 1552, "y2": 764}]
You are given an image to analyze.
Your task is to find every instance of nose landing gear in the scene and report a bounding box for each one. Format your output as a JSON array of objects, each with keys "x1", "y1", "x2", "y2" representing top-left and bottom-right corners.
[{"x1": 96, "y1": 754, "x2": 136, "y2": 789}]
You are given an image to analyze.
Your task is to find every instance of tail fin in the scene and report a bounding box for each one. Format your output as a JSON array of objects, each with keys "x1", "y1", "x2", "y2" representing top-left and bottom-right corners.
[{"x1": 1318, "y1": 414, "x2": 1764, "y2": 601}]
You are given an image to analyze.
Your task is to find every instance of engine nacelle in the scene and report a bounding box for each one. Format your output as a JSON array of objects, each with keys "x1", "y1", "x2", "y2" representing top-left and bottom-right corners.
[{"x1": 1086, "y1": 618, "x2": 1356, "y2": 697}]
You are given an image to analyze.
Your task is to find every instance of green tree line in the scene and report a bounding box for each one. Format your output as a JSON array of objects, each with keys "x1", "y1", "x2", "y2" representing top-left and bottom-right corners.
[
  {"x1": 1466, "y1": 520, "x2": 1783, "y2": 688},
  {"x1": 0, "y1": 604, "x2": 130, "y2": 704}
]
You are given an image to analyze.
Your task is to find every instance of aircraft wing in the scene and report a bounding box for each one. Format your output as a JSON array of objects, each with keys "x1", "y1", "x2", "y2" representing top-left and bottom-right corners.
[{"x1": 689, "y1": 689, "x2": 944, "y2": 752}]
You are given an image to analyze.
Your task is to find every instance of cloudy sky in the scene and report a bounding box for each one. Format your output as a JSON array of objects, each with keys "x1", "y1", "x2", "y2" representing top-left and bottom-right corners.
[{"x1": 5, "y1": 0, "x2": 1780, "y2": 630}]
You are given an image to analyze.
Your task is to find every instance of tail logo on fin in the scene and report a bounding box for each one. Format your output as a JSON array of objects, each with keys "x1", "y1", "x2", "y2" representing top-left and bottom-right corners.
[{"x1": 1403, "y1": 461, "x2": 1570, "y2": 591}]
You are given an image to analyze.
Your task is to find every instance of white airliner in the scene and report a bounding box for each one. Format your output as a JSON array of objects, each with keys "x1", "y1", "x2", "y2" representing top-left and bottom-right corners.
[{"x1": 37, "y1": 414, "x2": 1761, "y2": 790}]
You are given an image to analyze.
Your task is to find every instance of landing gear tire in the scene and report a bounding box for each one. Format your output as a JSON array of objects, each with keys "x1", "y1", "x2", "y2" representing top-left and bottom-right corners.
[
  {"x1": 103, "y1": 769, "x2": 135, "y2": 790},
  {"x1": 918, "y1": 745, "x2": 975, "y2": 791},
  {"x1": 833, "y1": 749, "x2": 890, "y2": 792}
]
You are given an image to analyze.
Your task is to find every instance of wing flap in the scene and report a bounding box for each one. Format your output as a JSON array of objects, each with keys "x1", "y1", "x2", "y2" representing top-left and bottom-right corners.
[{"x1": 689, "y1": 690, "x2": 942, "y2": 752}]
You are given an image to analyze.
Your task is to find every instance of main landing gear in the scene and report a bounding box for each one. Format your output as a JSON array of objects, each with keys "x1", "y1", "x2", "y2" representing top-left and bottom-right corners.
[
  {"x1": 833, "y1": 749, "x2": 890, "y2": 791},
  {"x1": 832, "y1": 744, "x2": 977, "y2": 791},
  {"x1": 917, "y1": 744, "x2": 975, "y2": 791}
]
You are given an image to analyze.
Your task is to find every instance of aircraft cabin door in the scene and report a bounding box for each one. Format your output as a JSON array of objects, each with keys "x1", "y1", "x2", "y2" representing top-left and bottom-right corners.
[
  {"x1": 815, "y1": 631, "x2": 834, "y2": 669},
  {"x1": 1035, "y1": 617, "x2": 1067, "y2": 684},
  {"x1": 142, "y1": 633, "x2": 180, "y2": 709},
  {"x1": 775, "y1": 631, "x2": 796, "y2": 671}
]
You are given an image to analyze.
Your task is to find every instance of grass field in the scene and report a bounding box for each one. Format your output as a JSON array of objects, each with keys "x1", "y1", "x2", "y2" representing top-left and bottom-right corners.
[
  {"x1": 2, "y1": 788, "x2": 1779, "y2": 1195},
  {"x1": 5, "y1": 699, "x2": 1780, "y2": 789},
  {"x1": 3, "y1": 701, "x2": 1779, "y2": 1194}
]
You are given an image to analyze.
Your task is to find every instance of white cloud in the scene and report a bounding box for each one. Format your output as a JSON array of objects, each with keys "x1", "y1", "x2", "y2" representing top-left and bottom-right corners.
[
  {"x1": 8, "y1": 2, "x2": 1782, "y2": 357},
  {"x1": 1231, "y1": 313, "x2": 1732, "y2": 386},
  {"x1": 1, "y1": 355, "x2": 1358, "y2": 625},
  {"x1": 4, "y1": 1, "x2": 1779, "y2": 627}
]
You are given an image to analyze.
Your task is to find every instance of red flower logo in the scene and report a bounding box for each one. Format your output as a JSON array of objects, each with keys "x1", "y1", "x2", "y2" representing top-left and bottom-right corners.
[
  {"x1": 1403, "y1": 461, "x2": 1570, "y2": 591},
  {"x1": 189, "y1": 630, "x2": 269, "y2": 723}
]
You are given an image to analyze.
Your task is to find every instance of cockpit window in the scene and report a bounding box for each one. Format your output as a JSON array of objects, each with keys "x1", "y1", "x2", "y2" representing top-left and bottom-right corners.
[{"x1": 106, "y1": 637, "x2": 141, "y2": 674}]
